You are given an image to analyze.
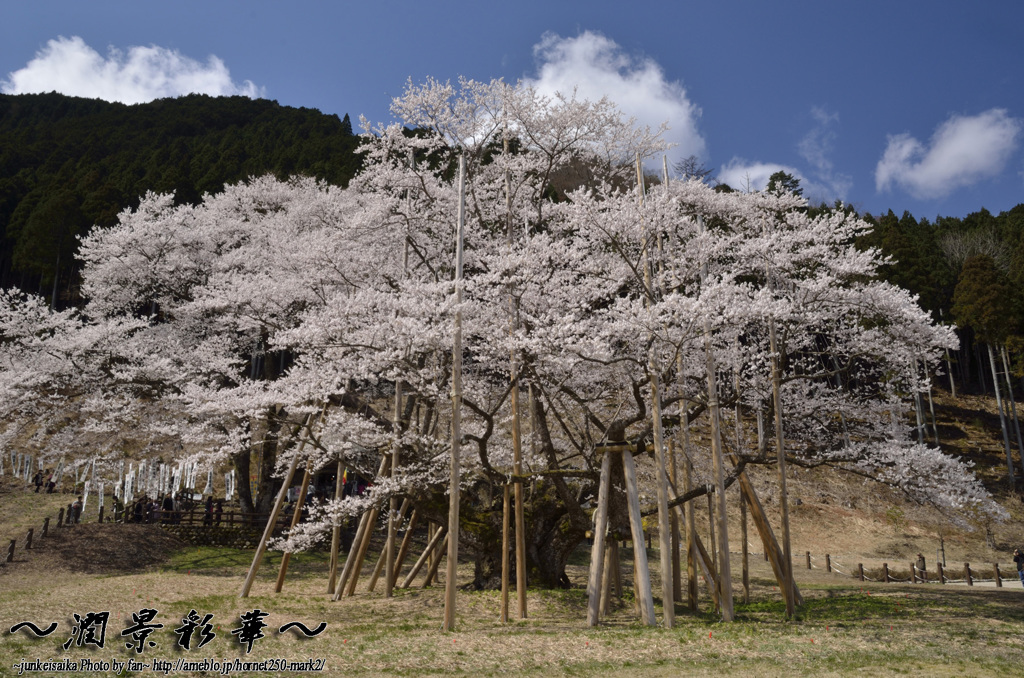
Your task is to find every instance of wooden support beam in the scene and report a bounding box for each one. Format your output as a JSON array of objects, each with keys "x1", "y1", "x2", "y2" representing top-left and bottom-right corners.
[
  {"x1": 586, "y1": 449, "x2": 613, "y2": 626},
  {"x1": 327, "y1": 461, "x2": 344, "y2": 595},
  {"x1": 392, "y1": 510, "x2": 419, "y2": 584},
  {"x1": 401, "y1": 525, "x2": 447, "y2": 589},
  {"x1": 622, "y1": 450, "x2": 656, "y2": 626},
  {"x1": 423, "y1": 533, "x2": 448, "y2": 589},
  {"x1": 732, "y1": 471, "x2": 803, "y2": 605},
  {"x1": 344, "y1": 507, "x2": 380, "y2": 597},
  {"x1": 241, "y1": 416, "x2": 310, "y2": 598},
  {"x1": 275, "y1": 458, "x2": 314, "y2": 593}
]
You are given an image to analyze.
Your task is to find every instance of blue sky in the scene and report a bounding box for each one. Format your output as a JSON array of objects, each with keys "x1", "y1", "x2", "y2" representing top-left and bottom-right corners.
[{"x1": 2, "y1": 0, "x2": 1022, "y2": 220}]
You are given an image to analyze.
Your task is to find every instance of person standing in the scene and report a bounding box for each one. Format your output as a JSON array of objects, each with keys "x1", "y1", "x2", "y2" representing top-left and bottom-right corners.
[{"x1": 1014, "y1": 548, "x2": 1024, "y2": 588}]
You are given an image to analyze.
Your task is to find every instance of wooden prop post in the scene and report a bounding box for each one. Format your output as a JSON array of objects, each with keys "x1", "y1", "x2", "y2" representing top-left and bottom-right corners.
[
  {"x1": 740, "y1": 494, "x2": 749, "y2": 604},
  {"x1": 327, "y1": 461, "x2": 344, "y2": 594},
  {"x1": 333, "y1": 455, "x2": 390, "y2": 601},
  {"x1": 344, "y1": 508, "x2": 380, "y2": 597},
  {"x1": 369, "y1": 500, "x2": 410, "y2": 592},
  {"x1": 401, "y1": 525, "x2": 447, "y2": 589},
  {"x1": 275, "y1": 458, "x2": 314, "y2": 593},
  {"x1": 734, "y1": 469, "x2": 802, "y2": 605},
  {"x1": 443, "y1": 154, "x2": 466, "y2": 632},
  {"x1": 501, "y1": 484, "x2": 511, "y2": 623},
  {"x1": 423, "y1": 533, "x2": 449, "y2": 588},
  {"x1": 391, "y1": 510, "x2": 419, "y2": 583},
  {"x1": 240, "y1": 413, "x2": 313, "y2": 598},
  {"x1": 585, "y1": 445, "x2": 655, "y2": 626}
]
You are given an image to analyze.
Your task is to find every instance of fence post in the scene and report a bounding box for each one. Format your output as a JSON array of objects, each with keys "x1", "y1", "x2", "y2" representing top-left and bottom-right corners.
[
  {"x1": 826, "y1": 554, "x2": 832, "y2": 573},
  {"x1": 994, "y1": 563, "x2": 1002, "y2": 588},
  {"x1": 6, "y1": 539, "x2": 14, "y2": 562},
  {"x1": 42, "y1": 517, "x2": 49, "y2": 539},
  {"x1": 858, "y1": 563, "x2": 864, "y2": 581},
  {"x1": 883, "y1": 562, "x2": 890, "y2": 583},
  {"x1": 965, "y1": 562, "x2": 972, "y2": 586},
  {"x1": 26, "y1": 528, "x2": 33, "y2": 550},
  {"x1": 98, "y1": 506, "x2": 104, "y2": 524},
  {"x1": 806, "y1": 551, "x2": 812, "y2": 569},
  {"x1": 910, "y1": 561, "x2": 916, "y2": 583},
  {"x1": 57, "y1": 508, "x2": 64, "y2": 528},
  {"x1": 937, "y1": 562, "x2": 944, "y2": 584}
]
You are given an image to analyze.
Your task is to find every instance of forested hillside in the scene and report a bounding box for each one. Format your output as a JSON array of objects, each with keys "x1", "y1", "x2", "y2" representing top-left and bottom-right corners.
[{"x1": 0, "y1": 92, "x2": 362, "y2": 301}]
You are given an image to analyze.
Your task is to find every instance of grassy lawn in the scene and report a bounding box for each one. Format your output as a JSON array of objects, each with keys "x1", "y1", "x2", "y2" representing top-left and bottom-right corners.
[{"x1": 3, "y1": 533, "x2": 1024, "y2": 678}]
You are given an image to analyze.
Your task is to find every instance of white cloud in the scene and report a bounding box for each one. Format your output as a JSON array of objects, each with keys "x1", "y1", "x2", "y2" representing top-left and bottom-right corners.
[
  {"x1": 1, "y1": 36, "x2": 264, "y2": 104},
  {"x1": 799, "y1": 106, "x2": 839, "y2": 174},
  {"x1": 523, "y1": 31, "x2": 706, "y2": 162},
  {"x1": 875, "y1": 108, "x2": 1022, "y2": 199}
]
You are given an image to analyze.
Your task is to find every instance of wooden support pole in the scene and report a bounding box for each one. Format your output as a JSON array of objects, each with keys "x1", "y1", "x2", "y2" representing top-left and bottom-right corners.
[
  {"x1": 98, "y1": 506, "x2": 104, "y2": 524},
  {"x1": 423, "y1": 533, "x2": 449, "y2": 588},
  {"x1": 806, "y1": 552, "x2": 812, "y2": 570},
  {"x1": 334, "y1": 508, "x2": 373, "y2": 600},
  {"x1": 57, "y1": 508, "x2": 64, "y2": 528},
  {"x1": 586, "y1": 449, "x2": 613, "y2": 626},
  {"x1": 668, "y1": 441, "x2": 682, "y2": 604},
  {"x1": 965, "y1": 562, "x2": 973, "y2": 586},
  {"x1": 401, "y1": 525, "x2": 447, "y2": 589},
  {"x1": 370, "y1": 499, "x2": 410, "y2": 593},
  {"x1": 682, "y1": 444, "x2": 698, "y2": 612},
  {"x1": 42, "y1": 517, "x2": 49, "y2": 539},
  {"x1": 599, "y1": 542, "x2": 615, "y2": 617},
  {"x1": 501, "y1": 484, "x2": 511, "y2": 623},
  {"x1": 392, "y1": 510, "x2": 419, "y2": 584},
  {"x1": 6, "y1": 539, "x2": 13, "y2": 562},
  {"x1": 333, "y1": 455, "x2": 391, "y2": 601},
  {"x1": 443, "y1": 153, "x2": 466, "y2": 633},
  {"x1": 740, "y1": 493, "x2": 749, "y2": 604},
  {"x1": 994, "y1": 563, "x2": 1002, "y2": 587},
  {"x1": 240, "y1": 415, "x2": 310, "y2": 598},
  {"x1": 858, "y1": 563, "x2": 864, "y2": 582},
  {"x1": 883, "y1": 562, "x2": 890, "y2": 583},
  {"x1": 910, "y1": 561, "x2": 916, "y2": 583},
  {"x1": 937, "y1": 562, "x2": 945, "y2": 584},
  {"x1": 275, "y1": 458, "x2": 314, "y2": 593},
  {"x1": 344, "y1": 507, "x2": 380, "y2": 596},
  {"x1": 327, "y1": 461, "x2": 344, "y2": 595},
  {"x1": 826, "y1": 554, "x2": 832, "y2": 573},
  {"x1": 622, "y1": 450, "x2": 656, "y2": 625},
  {"x1": 25, "y1": 528, "x2": 32, "y2": 550}
]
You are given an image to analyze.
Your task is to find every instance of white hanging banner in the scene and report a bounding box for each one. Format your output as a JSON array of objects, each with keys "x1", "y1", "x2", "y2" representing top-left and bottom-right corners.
[
  {"x1": 97, "y1": 481, "x2": 104, "y2": 512},
  {"x1": 202, "y1": 470, "x2": 214, "y2": 497},
  {"x1": 83, "y1": 480, "x2": 91, "y2": 512}
]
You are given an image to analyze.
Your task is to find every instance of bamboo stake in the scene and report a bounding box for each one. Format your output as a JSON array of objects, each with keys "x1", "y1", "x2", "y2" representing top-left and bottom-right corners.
[
  {"x1": 443, "y1": 153, "x2": 466, "y2": 632},
  {"x1": 240, "y1": 413, "x2": 313, "y2": 598}
]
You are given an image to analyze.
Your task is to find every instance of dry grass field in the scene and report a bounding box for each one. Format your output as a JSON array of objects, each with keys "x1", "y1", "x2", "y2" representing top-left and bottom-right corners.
[{"x1": 3, "y1": 389, "x2": 1024, "y2": 676}]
